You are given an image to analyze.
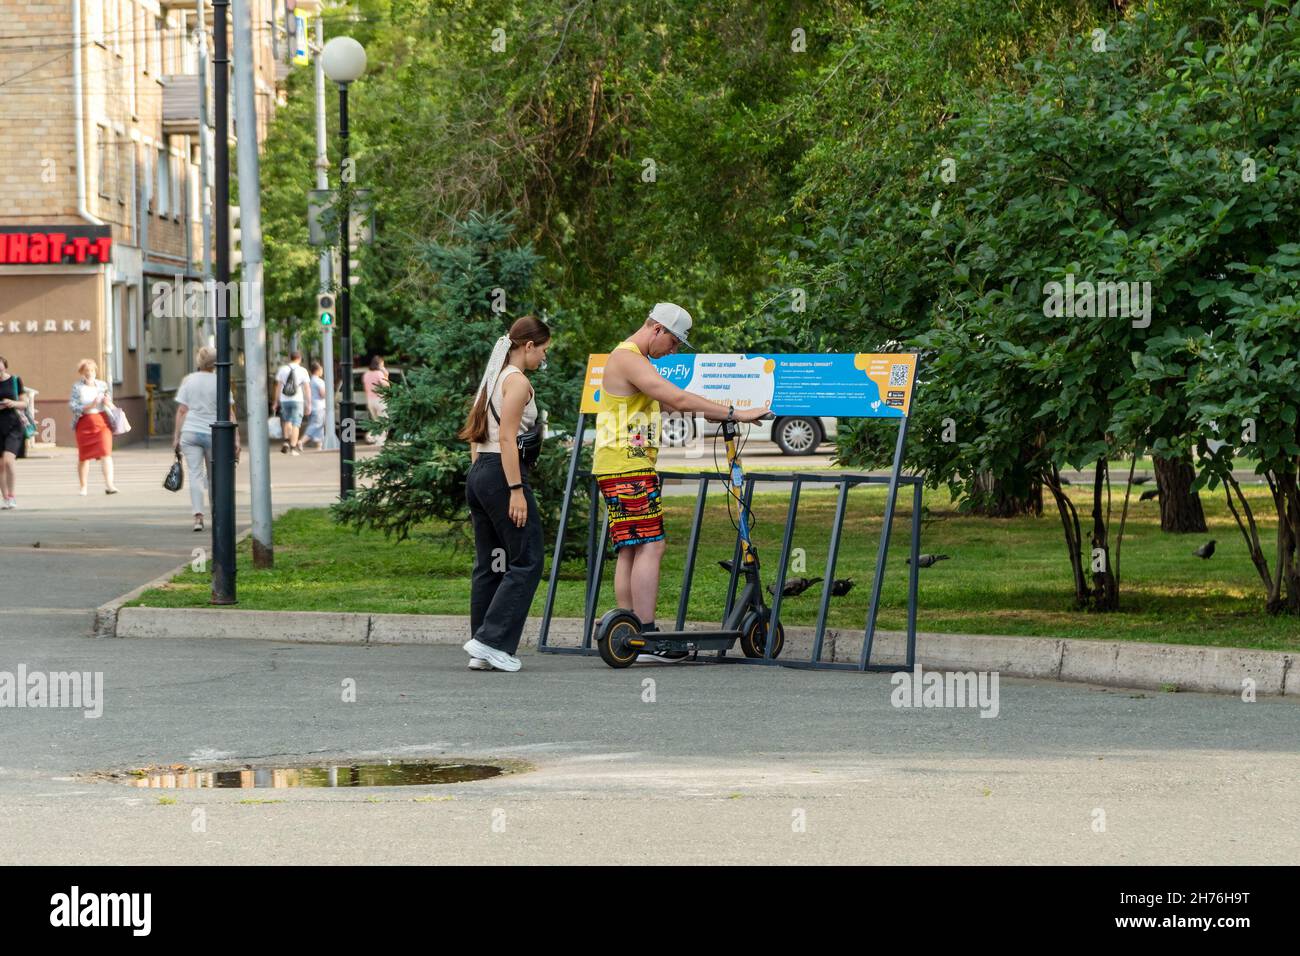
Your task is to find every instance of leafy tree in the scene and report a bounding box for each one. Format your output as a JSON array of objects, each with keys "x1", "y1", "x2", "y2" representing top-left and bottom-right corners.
[
  {"x1": 917, "y1": 1, "x2": 1300, "y2": 611},
  {"x1": 331, "y1": 211, "x2": 587, "y2": 549}
]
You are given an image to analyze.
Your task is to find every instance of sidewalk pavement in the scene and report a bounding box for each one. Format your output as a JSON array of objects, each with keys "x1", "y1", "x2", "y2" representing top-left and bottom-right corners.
[{"x1": 0, "y1": 441, "x2": 353, "y2": 620}]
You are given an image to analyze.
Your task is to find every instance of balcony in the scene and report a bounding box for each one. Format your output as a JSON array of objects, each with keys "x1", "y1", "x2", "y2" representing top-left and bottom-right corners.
[{"x1": 161, "y1": 74, "x2": 212, "y2": 136}]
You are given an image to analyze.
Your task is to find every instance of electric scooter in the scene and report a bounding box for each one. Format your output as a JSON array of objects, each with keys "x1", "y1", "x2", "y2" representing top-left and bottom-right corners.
[{"x1": 594, "y1": 412, "x2": 786, "y2": 668}]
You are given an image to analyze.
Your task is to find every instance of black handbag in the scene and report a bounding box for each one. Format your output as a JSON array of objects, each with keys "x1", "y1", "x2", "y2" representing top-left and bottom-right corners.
[
  {"x1": 488, "y1": 398, "x2": 543, "y2": 469},
  {"x1": 163, "y1": 452, "x2": 184, "y2": 492}
]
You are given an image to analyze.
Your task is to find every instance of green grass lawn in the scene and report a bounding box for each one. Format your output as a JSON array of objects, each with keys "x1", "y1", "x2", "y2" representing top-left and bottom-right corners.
[{"x1": 130, "y1": 484, "x2": 1299, "y2": 652}]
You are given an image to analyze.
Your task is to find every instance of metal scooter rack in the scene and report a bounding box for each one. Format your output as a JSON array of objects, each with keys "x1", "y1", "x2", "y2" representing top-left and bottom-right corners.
[{"x1": 537, "y1": 414, "x2": 922, "y2": 672}]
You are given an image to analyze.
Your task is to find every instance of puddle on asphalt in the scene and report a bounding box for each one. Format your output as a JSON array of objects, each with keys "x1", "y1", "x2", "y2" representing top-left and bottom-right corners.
[{"x1": 106, "y1": 760, "x2": 504, "y2": 789}]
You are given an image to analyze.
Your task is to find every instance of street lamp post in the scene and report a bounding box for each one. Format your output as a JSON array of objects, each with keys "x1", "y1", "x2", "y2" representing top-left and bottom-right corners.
[
  {"x1": 321, "y1": 37, "x2": 366, "y2": 499},
  {"x1": 210, "y1": 0, "x2": 237, "y2": 604}
]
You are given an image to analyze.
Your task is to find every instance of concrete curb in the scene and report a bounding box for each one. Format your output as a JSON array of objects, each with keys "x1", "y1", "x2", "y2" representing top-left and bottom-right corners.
[
  {"x1": 107, "y1": 604, "x2": 1295, "y2": 697},
  {"x1": 90, "y1": 526, "x2": 256, "y2": 639}
]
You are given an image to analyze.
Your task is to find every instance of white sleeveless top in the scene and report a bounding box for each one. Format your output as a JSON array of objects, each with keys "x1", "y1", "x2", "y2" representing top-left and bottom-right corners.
[{"x1": 475, "y1": 364, "x2": 537, "y2": 454}]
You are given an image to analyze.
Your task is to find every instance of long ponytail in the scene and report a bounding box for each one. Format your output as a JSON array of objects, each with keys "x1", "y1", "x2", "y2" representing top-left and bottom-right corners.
[{"x1": 459, "y1": 315, "x2": 551, "y2": 444}]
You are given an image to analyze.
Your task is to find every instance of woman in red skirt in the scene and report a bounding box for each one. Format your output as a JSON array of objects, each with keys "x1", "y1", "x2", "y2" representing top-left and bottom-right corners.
[{"x1": 68, "y1": 359, "x2": 119, "y2": 495}]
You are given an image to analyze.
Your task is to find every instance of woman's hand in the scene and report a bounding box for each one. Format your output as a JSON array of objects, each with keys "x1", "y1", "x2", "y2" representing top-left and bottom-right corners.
[{"x1": 508, "y1": 488, "x2": 528, "y2": 527}]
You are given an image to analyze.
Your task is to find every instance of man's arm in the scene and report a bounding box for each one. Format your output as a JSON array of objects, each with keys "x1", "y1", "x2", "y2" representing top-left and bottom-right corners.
[{"x1": 616, "y1": 351, "x2": 769, "y2": 422}]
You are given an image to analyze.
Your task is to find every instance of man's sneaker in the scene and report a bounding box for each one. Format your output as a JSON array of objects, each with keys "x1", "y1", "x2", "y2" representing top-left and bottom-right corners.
[
  {"x1": 467, "y1": 657, "x2": 494, "y2": 671},
  {"x1": 634, "y1": 624, "x2": 690, "y2": 663},
  {"x1": 462, "y1": 637, "x2": 521, "y2": 672}
]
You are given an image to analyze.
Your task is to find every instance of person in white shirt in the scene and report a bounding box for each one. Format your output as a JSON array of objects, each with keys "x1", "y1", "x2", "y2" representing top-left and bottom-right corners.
[
  {"x1": 303, "y1": 361, "x2": 327, "y2": 448},
  {"x1": 272, "y1": 350, "x2": 313, "y2": 456},
  {"x1": 173, "y1": 346, "x2": 240, "y2": 532},
  {"x1": 69, "y1": 359, "x2": 119, "y2": 496}
]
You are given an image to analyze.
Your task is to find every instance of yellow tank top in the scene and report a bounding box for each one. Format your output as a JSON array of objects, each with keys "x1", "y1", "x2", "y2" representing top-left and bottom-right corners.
[{"x1": 593, "y1": 341, "x2": 661, "y2": 475}]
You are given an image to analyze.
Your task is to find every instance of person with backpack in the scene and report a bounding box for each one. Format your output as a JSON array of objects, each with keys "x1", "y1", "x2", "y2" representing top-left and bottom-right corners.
[{"x1": 272, "y1": 350, "x2": 312, "y2": 455}]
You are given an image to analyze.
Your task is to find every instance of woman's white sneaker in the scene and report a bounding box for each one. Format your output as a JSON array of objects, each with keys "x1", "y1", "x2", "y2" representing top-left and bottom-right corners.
[
  {"x1": 462, "y1": 638, "x2": 521, "y2": 672},
  {"x1": 467, "y1": 657, "x2": 494, "y2": 671}
]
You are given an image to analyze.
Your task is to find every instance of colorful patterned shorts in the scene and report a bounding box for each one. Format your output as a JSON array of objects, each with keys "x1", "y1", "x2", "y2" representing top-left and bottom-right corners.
[{"x1": 597, "y1": 469, "x2": 665, "y2": 551}]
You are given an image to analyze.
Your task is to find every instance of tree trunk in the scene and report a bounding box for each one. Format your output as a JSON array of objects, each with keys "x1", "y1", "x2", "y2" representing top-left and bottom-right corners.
[
  {"x1": 1153, "y1": 454, "x2": 1207, "y2": 534},
  {"x1": 1088, "y1": 458, "x2": 1118, "y2": 611},
  {"x1": 1272, "y1": 473, "x2": 1300, "y2": 615},
  {"x1": 1045, "y1": 470, "x2": 1089, "y2": 607},
  {"x1": 969, "y1": 471, "x2": 1043, "y2": 517}
]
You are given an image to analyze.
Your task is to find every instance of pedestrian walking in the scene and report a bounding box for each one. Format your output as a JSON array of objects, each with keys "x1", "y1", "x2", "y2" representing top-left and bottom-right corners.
[
  {"x1": 0, "y1": 356, "x2": 30, "y2": 509},
  {"x1": 172, "y1": 346, "x2": 240, "y2": 532},
  {"x1": 457, "y1": 316, "x2": 551, "y2": 673},
  {"x1": 272, "y1": 350, "x2": 312, "y2": 455},
  {"x1": 303, "y1": 361, "x2": 327, "y2": 449},
  {"x1": 362, "y1": 356, "x2": 390, "y2": 445},
  {"x1": 69, "y1": 359, "x2": 119, "y2": 496}
]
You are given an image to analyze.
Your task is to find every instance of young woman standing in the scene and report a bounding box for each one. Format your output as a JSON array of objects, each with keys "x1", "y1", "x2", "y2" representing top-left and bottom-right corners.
[{"x1": 457, "y1": 316, "x2": 551, "y2": 673}]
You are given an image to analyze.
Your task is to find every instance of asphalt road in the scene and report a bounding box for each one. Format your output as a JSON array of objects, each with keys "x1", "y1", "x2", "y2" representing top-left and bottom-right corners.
[{"x1": 0, "y1": 444, "x2": 1296, "y2": 864}]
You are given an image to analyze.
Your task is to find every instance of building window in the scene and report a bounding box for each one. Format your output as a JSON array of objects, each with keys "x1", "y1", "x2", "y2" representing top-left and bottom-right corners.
[
  {"x1": 127, "y1": 285, "x2": 139, "y2": 353},
  {"x1": 171, "y1": 150, "x2": 182, "y2": 221},
  {"x1": 182, "y1": 22, "x2": 198, "y2": 74},
  {"x1": 142, "y1": 7, "x2": 152, "y2": 75},
  {"x1": 142, "y1": 144, "x2": 153, "y2": 215},
  {"x1": 154, "y1": 17, "x2": 165, "y2": 77},
  {"x1": 97, "y1": 126, "x2": 111, "y2": 199},
  {"x1": 156, "y1": 145, "x2": 170, "y2": 218},
  {"x1": 105, "y1": 0, "x2": 117, "y2": 52},
  {"x1": 112, "y1": 285, "x2": 126, "y2": 385},
  {"x1": 87, "y1": 0, "x2": 105, "y2": 44},
  {"x1": 190, "y1": 151, "x2": 201, "y2": 224},
  {"x1": 115, "y1": 130, "x2": 128, "y2": 205}
]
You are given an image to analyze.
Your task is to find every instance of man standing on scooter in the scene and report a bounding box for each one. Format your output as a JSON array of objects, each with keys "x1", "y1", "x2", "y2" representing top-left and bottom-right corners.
[{"x1": 595, "y1": 303, "x2": 768, "y2": 660}]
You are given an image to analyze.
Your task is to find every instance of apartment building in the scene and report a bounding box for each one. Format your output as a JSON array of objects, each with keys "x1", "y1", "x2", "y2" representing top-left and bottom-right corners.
[{"x1": 0, "y1": 0, "x2": 291, "y2": 445}]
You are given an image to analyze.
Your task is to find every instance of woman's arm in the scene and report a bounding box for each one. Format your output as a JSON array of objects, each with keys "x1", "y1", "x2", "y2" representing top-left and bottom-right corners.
[
  {"x1": 498, "y1": 375, "x2": 530, "y2": 527},
  {"x1": 173, "y1": 405, "x2": 188, "y2": 449}
]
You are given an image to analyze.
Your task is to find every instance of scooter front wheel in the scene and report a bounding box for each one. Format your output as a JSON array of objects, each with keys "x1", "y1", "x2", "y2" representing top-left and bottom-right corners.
[
  {"x1": 740, "y1": 611, "x2": 785, "y2": 659},
  {"x1": 596, "y1": 609, "x2": 642, "y2": 668}
]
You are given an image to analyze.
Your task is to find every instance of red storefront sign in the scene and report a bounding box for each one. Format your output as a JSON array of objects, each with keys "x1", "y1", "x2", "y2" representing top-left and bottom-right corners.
[{"x1": 0, "y1": 227, "x2": 112, "y2": 265}]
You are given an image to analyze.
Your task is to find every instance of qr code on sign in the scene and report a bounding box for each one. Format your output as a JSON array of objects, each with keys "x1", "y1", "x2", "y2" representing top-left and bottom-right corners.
[{"x1": 889, "y1": 364, "x2": 910, "y2": 387}]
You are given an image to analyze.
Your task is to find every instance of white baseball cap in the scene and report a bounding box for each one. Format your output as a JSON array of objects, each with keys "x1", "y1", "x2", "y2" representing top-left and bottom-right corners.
[{"x1": 649, "y1": 302, "x2": 693, "y2": 349}]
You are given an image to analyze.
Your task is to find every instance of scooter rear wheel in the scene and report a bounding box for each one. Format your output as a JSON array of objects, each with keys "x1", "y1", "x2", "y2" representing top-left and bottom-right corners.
[
  {"x1": 596, "y1": 609, "x2": 642, "y2": 668},
  {"x1": 740, "y1": 611, "x2": 785, "y2": 659}
]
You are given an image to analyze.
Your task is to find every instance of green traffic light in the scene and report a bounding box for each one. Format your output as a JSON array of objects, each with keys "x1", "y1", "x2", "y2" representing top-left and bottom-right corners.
[{"x1": 321, "y1": 312, "x2": 334, "y2": 326}]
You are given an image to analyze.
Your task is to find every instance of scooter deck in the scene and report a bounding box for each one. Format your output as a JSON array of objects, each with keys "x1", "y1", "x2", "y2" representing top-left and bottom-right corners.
[{"x1": 633, "y1": 629, "x2": 741, "y2": 652}]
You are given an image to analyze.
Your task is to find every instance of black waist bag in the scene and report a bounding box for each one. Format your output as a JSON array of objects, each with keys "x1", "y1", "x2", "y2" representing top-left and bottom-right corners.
[{"x1": 489, "y1": 399, "x2": 543, "y2": 469}]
